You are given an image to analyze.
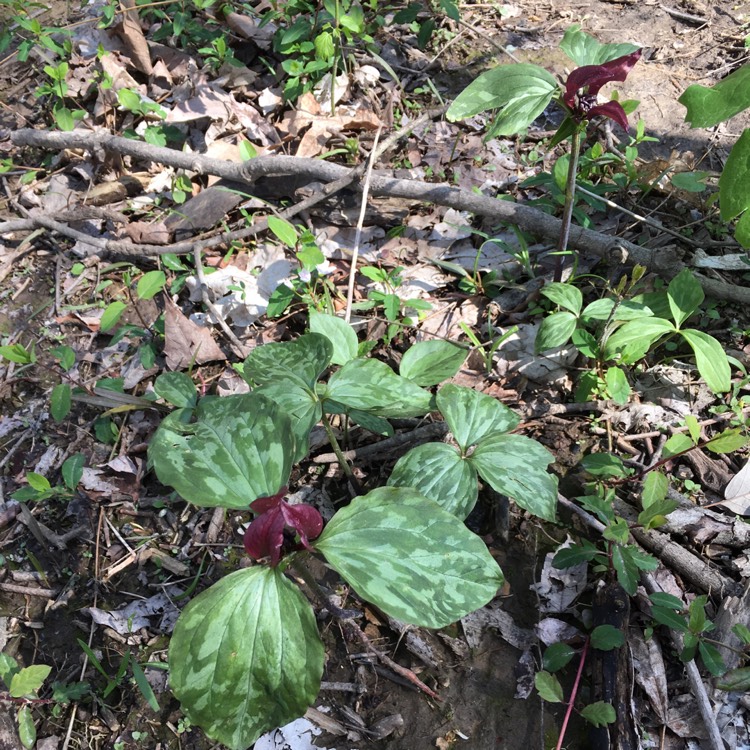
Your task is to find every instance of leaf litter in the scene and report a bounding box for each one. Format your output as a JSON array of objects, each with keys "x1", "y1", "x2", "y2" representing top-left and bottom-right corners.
[{"x1": 1, "y1": 0, "x2": 750, "y2": 748}]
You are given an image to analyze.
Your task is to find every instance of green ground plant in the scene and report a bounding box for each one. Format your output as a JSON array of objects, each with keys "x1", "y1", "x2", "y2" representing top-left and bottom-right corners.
[
  {"x1": 679, "y1": 61, "x2": 750, "y2": 248},
  {"x1": 535, "y1": 266, "x2": 732, "y2": 401},
  {"x1": 146, "y1": 327, "x2": 559, "y2": 747}
]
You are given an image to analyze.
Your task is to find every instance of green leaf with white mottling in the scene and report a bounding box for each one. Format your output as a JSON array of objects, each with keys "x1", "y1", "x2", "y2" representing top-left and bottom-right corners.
[
  {"x1": 388, "y1": 442, "x2": 478, "y2": 519},
  {"x1": 399, "y1": 340, "x2": 467, "y2": 386},
  {"x1": 18, "y1": 706, "x2": 35, "y2": 749},
  {"x1": 308, "y1": 309, "x2": 358, "y2": 365},
  {"x1": 437, "y1": 383, "x2": 519, "y2": 452},
  {"x1": 255, "y1": 381, "x2": 320, "y2": 462},
  {"x1": 242, "y1": 333, "x2": 332, "y2": 390},
  {"x1": 169, "y1": 567, "x2": 323, "y2": 750},
  {"x1": 154, "y1": 372, "x2": 197, "y2": 408},
  {"x1": 347, "y1": 409, "x2": 393, "y2": 436},
  {"x1": 326, "y1": 359, "x2": 434, "y2": 417},
  {"x1": 679, "y1": 329, "x2": 731, "y2": 393},
  {"x1": 149, "y1": 393, "x2": 293, "y2": 508},
  {"x1": 469, "y1": 434, "x2": 557, "y2": 521},
  {"x1": 317, "y1": 487, "x2": 505, "y2": 628}
]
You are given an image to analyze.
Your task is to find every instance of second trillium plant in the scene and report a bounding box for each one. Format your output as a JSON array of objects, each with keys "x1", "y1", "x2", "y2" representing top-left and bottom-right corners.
[{"x1": 446, "y1": 24, "x2": 642, "y2": 280}]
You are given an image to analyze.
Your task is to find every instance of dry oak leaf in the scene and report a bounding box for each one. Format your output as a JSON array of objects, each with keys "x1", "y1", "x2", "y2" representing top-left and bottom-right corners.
[{"x1": 164, "y1": 295, "x2": 227, "y2": 370}]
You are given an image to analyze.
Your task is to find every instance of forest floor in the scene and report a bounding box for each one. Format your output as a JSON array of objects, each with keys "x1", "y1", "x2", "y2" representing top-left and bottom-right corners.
[{"x1": 2, "y1": 0, "x2": 750, "y2": 749}]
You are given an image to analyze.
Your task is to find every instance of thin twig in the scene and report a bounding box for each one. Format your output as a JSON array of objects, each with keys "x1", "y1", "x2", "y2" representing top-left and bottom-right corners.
[
  {"x1": 345, "y1": 125, "x2": 382, "y2": 323},
  {"x1": 192, "y1": 248, "x2": 249, "y2": 357}
]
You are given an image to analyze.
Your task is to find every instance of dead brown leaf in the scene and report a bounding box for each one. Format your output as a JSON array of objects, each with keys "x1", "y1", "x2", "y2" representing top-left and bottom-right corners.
[
  {"x1": 164, "y1": 296, "x2": 227, "y2": 370},
  {"x1": 118, "y1": 0, "x2": 153, "y2": 75}
]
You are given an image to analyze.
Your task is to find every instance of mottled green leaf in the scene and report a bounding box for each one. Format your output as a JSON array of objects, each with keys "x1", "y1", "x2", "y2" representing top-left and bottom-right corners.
[
  {"x1": 388, "y1": 442, "x2": 478, "y2": 518},
  {"x1": 10, "y1": 665, "x2": 51, "y2": 697},
  {"x1": 149, "y1": 393, "x2": 294, "y2": 508},
  {"x1": 679, "y1": 329, "x2": 731, "y2": 393},
  {"x1": 169, "y1": 567, "x2": 323, "y2": 750},
  {"x1": 18, "y1": 706, "x2": 35, "y2": 749},
  {"x1": 242, "y1": 333, "x2": 332, "y2": 390},
  {"x1": 399, "y1": 340, "x2": 467, "y2": 386},
  {"x1": 308, "y1": 309, "x2": 358, "y2": 366},
  {"x1": 446, "y1": 64, "x2": 559, "y2": 136},
  {"x1": 326, "y1": 359, "x2": 434, "y2": 417},
  {"x1": 535, "y1": 671, "x2": 563, "y2": 703},
  {"x1": 154, "y1": 372, "x2": 197, "y2": 408},
  {"x1": 437, "y1": 383, "x2": 519, "y2": 451},
  {"x1": 316, "y1": 487, "x2": 505, "y2": 628},
  {"x1": 469, "y1": 434, "x2": 557, "y2": 521},
  {"x1": 667, "y1": 268, "x2": 704, "y2": 328},
  {"x1": 255, "y1": 381, "x2": 320, "y2": 462}
]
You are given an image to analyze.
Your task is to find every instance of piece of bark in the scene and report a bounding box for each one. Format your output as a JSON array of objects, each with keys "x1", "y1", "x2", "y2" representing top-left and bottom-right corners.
[{"x1": 590, "y1": 582, "x2": 638, "y2": 750}]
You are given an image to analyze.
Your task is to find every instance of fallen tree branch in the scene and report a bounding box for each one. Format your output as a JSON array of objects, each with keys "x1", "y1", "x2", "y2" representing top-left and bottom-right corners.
[{"x1": 9, "y1": 128, "x2": 750, "y2": 304}]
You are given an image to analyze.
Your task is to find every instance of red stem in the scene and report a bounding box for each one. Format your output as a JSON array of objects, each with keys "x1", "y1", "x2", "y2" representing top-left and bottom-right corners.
[{"x1": 555, "y1": 636, "x2": 590, "y2": 750}]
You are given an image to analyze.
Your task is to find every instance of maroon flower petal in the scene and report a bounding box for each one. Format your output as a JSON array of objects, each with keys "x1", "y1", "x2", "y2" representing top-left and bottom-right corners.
[
  {"x1": 250, "y1": 487, "x2": 288, "y2": 514},
  {"x1": 588, "y1": 101, "x2": 630, "y2": 130},
  {"x1": 564, "y1": 50, "x2": 642, "y2": 104},
  {"x1": 282, "y1": 502, "x2": 324, "y2": 550},
  {"x1": 243, "y1": 507, "x2": 285, "y2": 565}
]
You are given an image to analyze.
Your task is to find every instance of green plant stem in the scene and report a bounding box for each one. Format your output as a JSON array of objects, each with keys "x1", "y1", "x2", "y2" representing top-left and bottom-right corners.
[
  {"x1": 554, "y1": 126, "x2": 583, "y2": 283},
  {"x1": 320, "y1": 412, "x2": 363, "y2": 494}
]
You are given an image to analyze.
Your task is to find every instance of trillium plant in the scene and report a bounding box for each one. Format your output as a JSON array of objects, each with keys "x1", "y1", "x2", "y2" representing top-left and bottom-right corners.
[
  {"x1": 446, "y1": 24, "x2": 642, "y2": 280},
  {"x1": 148, "y1": 323, "x2": 558, "y2": 749}
]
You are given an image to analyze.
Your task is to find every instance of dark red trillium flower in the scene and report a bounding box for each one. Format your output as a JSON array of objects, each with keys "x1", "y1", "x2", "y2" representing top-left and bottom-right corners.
[
  {"x1": 243, "y1": 487, "x2": 324, "y2": 567},
  {"x1": 562, "y1": 49, "x2": 642, "y2": 131}
]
